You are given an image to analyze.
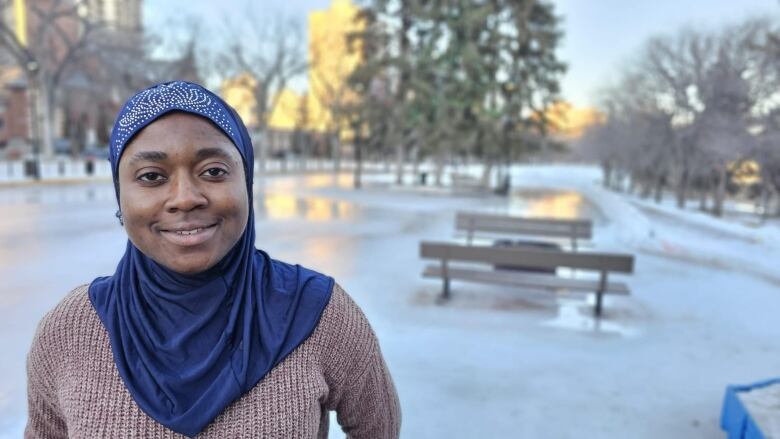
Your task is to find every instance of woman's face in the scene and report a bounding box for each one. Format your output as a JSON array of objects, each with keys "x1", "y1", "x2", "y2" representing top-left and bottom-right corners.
[{"x1": 117, "y1": 112, "x2": 249, "y2": 275}]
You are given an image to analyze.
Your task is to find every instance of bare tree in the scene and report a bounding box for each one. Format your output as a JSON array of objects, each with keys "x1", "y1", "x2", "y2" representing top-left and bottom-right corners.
[
  {"x1": 593, "y1": 18, "x2": 779, "y2": 217},
  {"x1": 214, "y1": 10, "x2": 307, "y2": 167},
  {"x1": 755, "y1": 109, "x2": 780, "y2": 217},
  {"x1": 639, "y1": 28, "x2": 718, "y2": 207},
  {"x1": 96, "y1": 17, "x2": 203, "y2": 95},
  {"x1": 0, "y1": 0, "x2": 106, "y2": 158}
]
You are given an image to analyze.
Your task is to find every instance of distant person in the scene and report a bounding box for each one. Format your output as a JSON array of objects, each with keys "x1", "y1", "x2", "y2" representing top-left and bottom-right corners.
[{"x1": 24, "y1": 81, "x2": 400, "y2": 438}]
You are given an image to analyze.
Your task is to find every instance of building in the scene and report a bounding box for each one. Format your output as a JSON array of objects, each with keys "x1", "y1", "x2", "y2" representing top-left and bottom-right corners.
[
  {"x1": 221, "y1": 74, "x2": 261, "y2": 129},
  {"x1": 0, "y1": 67, "x2": 29, "y2": 155},
  {"x1": 84, "y1": 0, "x2": 141, "y2": 32},
  {"x1": 221, "y1": 0, "x2": 365, "y2": 159},
  {"x1": 0, "y1": 0, "x2": 145, "y2": 156},
  {"x1": 307, "y1": 0, "x2": 363, "y2": 133}
]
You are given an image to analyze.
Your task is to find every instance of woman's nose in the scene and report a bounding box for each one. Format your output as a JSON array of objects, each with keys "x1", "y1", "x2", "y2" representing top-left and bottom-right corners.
[{"x1": 165, "y1": 175, "x2": 207, "y2": 213}]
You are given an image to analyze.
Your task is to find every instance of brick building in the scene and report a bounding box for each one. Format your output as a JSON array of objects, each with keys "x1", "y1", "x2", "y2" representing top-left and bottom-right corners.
[{"x1": 0, "y1": 0, "x2": 146, "y2": 157}]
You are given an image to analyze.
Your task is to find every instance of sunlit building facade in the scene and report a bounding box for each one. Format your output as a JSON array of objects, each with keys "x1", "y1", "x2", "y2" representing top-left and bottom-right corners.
[
  {"x1": 221, "y1": 74, "x2": 260, "y2": 129},
  {"x1": 545, "y1": 101, "x2": 605, "y2": 141},
  {"x1": 84, "y1": 0, "x2": 142, "y2": 32},
  {"x1": 307, "y1": 0, "x2": 363, "y2": 133},
  {"x1": 221, "y1": 0, "x2": 364, "y2": 157}
]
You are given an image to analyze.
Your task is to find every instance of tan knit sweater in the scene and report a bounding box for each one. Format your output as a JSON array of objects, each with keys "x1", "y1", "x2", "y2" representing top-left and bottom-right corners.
[{"x1": 25, "y1": 283, "x2": 400, "y2": 438}]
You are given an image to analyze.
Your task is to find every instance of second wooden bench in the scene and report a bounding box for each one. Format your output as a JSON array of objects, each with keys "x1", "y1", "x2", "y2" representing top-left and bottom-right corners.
[{"x1": 456, "y1": 211, "x2": 593, "y2": 251}]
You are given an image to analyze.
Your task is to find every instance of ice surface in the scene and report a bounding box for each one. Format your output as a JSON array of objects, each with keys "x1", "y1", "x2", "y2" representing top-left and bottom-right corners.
[{"x1": 1, "y1": 165, "x2": 779, "y2": 438}]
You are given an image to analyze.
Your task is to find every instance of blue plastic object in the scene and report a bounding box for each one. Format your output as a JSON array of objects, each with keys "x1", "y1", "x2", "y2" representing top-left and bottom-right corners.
[{"x1": 721, "y1": 377, "x2": 780, "y2": 439}]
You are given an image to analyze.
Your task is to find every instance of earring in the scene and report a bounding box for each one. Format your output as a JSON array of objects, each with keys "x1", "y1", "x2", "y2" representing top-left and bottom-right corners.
[{"x1": 115, "y1": 209, "x2": 124, "y2": 226}]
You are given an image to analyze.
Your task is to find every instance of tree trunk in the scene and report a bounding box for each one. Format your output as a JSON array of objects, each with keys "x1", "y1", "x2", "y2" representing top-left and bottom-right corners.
[
  {"x1": 614, "y1": 170, "x2": 625, "y2": 192},
  {"x1": 675, "y1": 169, "x2": 689, "y2": 209},
  {"x1": 699, "y1": 190, "x2": 707, "y2": 212},
  {"x1": 480, "y1": 159, "x2": 494, "y2": 187},
  {"x1": 255, "y1": 129, "x2": 267, "y2": 175},
  {"x1": 411, "y1": 145, "x2": 421, "y2": 185},
  {"x1": 653, "y1": 177, "x2": 664, "y2": 204},
  {"x1": 775, "y1": 192, "x2": 780, "y2": 217},
  {"x1": 768, "y1": 184, "x2": 780, "y2": 217},
  {"x1": 394, "y1": 139, "x2": 404, "y2": 185},
  {"x1": 37, "y1": 77, "x2": 54, "y2": 158},
  {"x1": 764, "y1": 184, "x2": 780, "y2": 219},
  {"x1": 602, "y1": 162, "x2": 612, "y2": 188},
  {"x1": 395, "y1": 3, "x2": 410, "y2": 185},
  {"x1": 434, "y1": 152, "x2": 445, "y2": 186},
  {"x1": 712, "y1": 167, "x2": 727, "y2": 217},
  {"x1": 353, "y1": 137, "x2": 362, "y2": 189},
  {"x1": 628, "y1": 175, "x2": 637, "y2": 195},
  {"x1": 640, "y1": 181, "x2": 652, "y2": 199},
  {"x1": 759, "y1": 185, "x2": 771, "y2": 222},
  {"x1": 331, "y1": 133, "x2": 341, "y2": 173}
]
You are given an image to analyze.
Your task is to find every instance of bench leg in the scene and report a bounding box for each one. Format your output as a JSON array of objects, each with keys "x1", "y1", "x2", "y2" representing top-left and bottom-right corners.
[
  {"x1": 440, "y1": 259, "x2": 451, "y2": 301},
  {"x1": 594, "y1": 291, "x2": 603, "y2": 317},
  {"x1": 594, "y1": 271, "x2": 607, "y2": 318}
]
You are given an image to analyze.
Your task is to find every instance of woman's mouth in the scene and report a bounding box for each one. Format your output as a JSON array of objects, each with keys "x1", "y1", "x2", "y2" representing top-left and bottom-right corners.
[
  {"x1": 160, "y1": 223, "x2": 218, "y2": 247},
  {"x1": 176, "y1": 228, "x2": 206, "y2": 235}
]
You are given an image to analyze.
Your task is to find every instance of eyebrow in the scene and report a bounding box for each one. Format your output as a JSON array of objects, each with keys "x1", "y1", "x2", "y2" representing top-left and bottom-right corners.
[
  {"x1": 127, "y1": 147, "x2": 234, "y2": 166},
  {"x1": 128, "y1": 151, "x2": 167, "y2": 164},
  {"x1": 195, "y1": 147, "x2": 233, "y2": 161}
]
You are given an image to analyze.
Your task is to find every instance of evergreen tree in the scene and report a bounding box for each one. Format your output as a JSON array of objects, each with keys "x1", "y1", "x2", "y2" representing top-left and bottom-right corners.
[{"x1": 347, "y1": 0, "x2": 566, "y2": 185}]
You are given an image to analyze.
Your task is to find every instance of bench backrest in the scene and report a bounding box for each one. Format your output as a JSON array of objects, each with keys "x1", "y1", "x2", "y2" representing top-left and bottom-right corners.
[
  {"x1": 420, "y1": 241, "x2": 633, "y2": 273},
  {"x1": 456, "y1": 211, "x2": 592, "y2": 240}
]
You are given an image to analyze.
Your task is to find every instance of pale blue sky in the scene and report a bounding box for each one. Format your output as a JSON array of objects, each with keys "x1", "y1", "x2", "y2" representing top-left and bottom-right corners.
[{"x1": 144, "y1": 0, "x2": 778, "y2": 108}]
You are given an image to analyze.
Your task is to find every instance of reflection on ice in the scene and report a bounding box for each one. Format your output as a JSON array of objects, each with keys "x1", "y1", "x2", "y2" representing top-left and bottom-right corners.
[
  {"x1": 543, "y1": 296, "x2": 638, "y2": 337},
  {"x1": 255, "y1": 193, "x2": 357, "y2": 222},
  {"x1": 0, "y1": 183, "x2": 116, "y2": 206},
  {"x1": 256, "y1": 172, "x2": 354, "y2": 193},
  {"x1": 0, "y1": 383, "x2": 25, "y2": 438},
  {"x1": 300, "y1": 173, "x2": 354, "y2": 189},
  {"x1": 508, "y1": 189, "x2": 602, "y2": 222}
]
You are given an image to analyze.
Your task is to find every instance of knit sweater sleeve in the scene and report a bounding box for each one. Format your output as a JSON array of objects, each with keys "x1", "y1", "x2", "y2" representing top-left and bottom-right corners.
[
  {"x1": 24, "y1": 287, "x2": 81, "y2": 439},
  {"x1": 321, "y1": 283, "x2": 401, "y2": 439}
]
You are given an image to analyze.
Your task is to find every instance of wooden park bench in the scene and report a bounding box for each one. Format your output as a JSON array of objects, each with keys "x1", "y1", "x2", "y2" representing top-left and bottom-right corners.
[
  {"x1": 419, "y1": 241, "x2": 634, "y2": 317},
  {"x1": 456, "y1": 211, "x2": 593, "y2": 251}
]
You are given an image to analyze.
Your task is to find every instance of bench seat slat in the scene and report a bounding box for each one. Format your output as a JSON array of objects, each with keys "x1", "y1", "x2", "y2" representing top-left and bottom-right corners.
[
  {"x1": 420, "y1": 241, "x2": 634, "y2": 273},
  {"x1": 457, "y1": 224, "x2": 590, "y2": 239},
  {"x1": 457, "y1": 211, "x2": 591, "y2": 226},
  {"x1": 422, "y1": 265, "x2": 630, "y2": 295}
]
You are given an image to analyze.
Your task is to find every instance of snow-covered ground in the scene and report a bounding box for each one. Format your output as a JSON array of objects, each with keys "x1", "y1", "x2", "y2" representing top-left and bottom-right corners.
[{"x1": 1, "y1": 165, "x2": 778, "y2": 438}]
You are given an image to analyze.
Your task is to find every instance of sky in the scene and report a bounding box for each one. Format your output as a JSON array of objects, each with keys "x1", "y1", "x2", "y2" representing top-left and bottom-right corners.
[{"x1": 144, "y1": 0, "x2": 779, "y2": 109}]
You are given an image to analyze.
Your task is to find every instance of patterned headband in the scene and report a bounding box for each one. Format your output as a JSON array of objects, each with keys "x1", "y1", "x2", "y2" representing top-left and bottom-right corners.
[{"x1": 109, "y1": 81, "x2": 243, "y2": 172}]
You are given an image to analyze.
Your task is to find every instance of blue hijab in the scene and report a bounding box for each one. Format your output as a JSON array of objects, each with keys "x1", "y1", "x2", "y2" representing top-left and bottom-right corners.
[{"x1": 88, "y1": 81, "x2": 334, "y2": 437}]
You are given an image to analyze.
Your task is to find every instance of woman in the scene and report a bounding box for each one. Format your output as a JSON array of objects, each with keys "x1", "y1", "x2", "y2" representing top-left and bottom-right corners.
[{"x1": 25, "y1": 81, "x2": 401, "y2": 438}]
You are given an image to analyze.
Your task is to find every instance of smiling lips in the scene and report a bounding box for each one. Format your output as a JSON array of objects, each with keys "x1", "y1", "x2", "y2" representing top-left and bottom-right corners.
[{"x1": 159, "y1": 223, "x2": 219, "y2": 247}]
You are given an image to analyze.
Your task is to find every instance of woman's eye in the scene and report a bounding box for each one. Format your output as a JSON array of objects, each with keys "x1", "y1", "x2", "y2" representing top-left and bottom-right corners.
[
  {"x1": 138, "y1": 172, "x2": 165, "y2": 182},
  {"x1": 202, "y1": 168, "x2": 228, "y2": 178}
]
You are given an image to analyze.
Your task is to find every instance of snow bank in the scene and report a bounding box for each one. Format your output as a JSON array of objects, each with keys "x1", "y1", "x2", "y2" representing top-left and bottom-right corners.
[{"x1": 510, "y1": 164, "x2": 780, "y2": 284}]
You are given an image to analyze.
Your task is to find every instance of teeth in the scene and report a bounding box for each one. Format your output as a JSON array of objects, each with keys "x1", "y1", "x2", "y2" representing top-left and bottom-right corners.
[{"x1": 175, "y1": 228, "x2": 201, "y2": 235}]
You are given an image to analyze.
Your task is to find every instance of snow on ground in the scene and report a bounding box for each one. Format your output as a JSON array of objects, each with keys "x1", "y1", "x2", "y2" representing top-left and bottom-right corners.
[
  {"x1": 509, "y1": 165, "x2": 780, "y2": 286},
  {"x1": 1, "y1": 165, "x2": 779, "y2": 438}
]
